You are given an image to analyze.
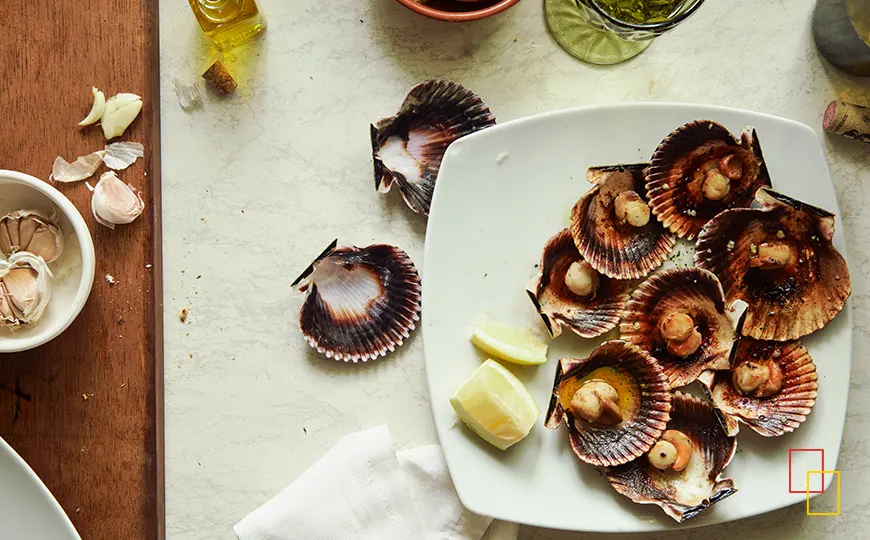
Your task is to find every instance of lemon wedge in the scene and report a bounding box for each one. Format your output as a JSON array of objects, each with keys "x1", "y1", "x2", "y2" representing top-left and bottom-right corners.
[
  {"x1": 470, "y1": 321, "x2": 548, "y2": 365},
  {"x1": 450, "y1": 359, "x2": 540, "y2": 450}
]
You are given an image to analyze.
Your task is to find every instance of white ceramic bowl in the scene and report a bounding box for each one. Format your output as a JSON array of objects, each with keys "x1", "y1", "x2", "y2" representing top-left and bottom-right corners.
[{"x1": 0, "y1": 170, "x2": 95, "y2": 352}]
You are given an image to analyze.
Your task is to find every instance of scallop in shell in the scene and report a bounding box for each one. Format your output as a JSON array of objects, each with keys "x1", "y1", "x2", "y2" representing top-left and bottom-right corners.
[
  {"x1": 545, "y1": 340, "x2": 671, "y2": 467},
  {"x1": 620, "y1": 267, "x2": 745, "y2": 388},
  {"x1": 525, "y1": 228, "x2": 631, "y2": 338},
  {"x1": 570, "y1": 164, "x2": 676, "y2": 280},
  {"x1": 292, "y1": 239, "x2": 422, "y2": 362},
  {"x1": 606, "y1": 392, "x2": 738, "y2": 523},
  {"x1": 371, "y1": 80, "x2": 496, "y2": 216},
  {"x1": 695, "y1": 188, "x2": 850, "y2": 341},
  {"x1": 699, "y1": 337, "x2": 818, "y2": 437},
  {"x1": 645, "y1": 120, "x2": 771, "y2": 240}
]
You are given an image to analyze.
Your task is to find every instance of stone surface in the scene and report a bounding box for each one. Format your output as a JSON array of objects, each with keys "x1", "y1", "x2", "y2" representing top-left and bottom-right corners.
[{"x1": 159, "y1": 0, "x2": 870, "y2": 538}]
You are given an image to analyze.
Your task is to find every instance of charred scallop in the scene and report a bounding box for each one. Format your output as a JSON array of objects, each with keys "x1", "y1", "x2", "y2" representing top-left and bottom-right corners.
[
  {"x1": 620, "y1": 267, "x2": 745, "y2": 388},
  {"x1": 606, "y1": 392, "x2": 738, "y2": 523},
  {"x1": 371, "y1": 80, "x2": 496, "y2": 216},
  {"x1": 545, "y1": 340, "x2": 671, "y2": 467},
  {"x1": 695, "y1": 188, "x2": 850, "y2": 341},
  {"x1": 645, "y1": 120, "x2": 771, "y2": 240},
  {"x1": 292, "y1": 239, "x2": 422, "y2": 362},
  {"x1": 571, "y1": 164, "x2": 675, "y2": 280},
  {"x1": 526, "y1": 228, "x2": 631, "y2": 338},
  {"x1": 699, "y1": 337, "x2": 818, "y2": 437}
]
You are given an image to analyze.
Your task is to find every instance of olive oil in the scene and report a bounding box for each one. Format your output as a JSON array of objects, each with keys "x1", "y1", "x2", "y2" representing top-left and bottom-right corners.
[
  {"x1": 188, "y1": 0, "x2": 266, "y2": 50},
  {"x1": 595, "y1": 0, "x2": 681, "y2": 24}
]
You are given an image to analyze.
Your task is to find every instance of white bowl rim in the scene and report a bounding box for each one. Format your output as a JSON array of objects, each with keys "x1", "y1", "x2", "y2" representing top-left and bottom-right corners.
[{"x1": 0, "y1": 170, "x2": 96, "y2": 353}]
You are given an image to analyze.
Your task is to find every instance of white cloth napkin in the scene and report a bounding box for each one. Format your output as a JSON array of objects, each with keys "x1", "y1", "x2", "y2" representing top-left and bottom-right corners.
[{"x1": 234, "y1": 425, "x2": 519, "y2": 540}]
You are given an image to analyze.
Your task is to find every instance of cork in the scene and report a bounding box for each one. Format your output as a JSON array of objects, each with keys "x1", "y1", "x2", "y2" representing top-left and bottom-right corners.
[
  {"x1": 202, "y1": 61, "x2": 237, "y2": 95},
  {"x1": 823, "y1": 100, "x2": 870, "y2": 144}
]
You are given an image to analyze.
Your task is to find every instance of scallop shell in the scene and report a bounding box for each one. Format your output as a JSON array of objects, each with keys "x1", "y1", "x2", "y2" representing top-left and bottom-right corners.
[
  {"x1": 620, "y1": 267, "x2": 744, "y2": 388},
  {"x1": 545, "y1": 340, "x2": 671, "y2": 467},
  {"x1": 291, "y1": 239, "x2": 422, "y2": 362},
  {"x1": 570, "y1": 164, "x2": 676, "y2": 279},
  {"x1": 606, "y1": 392, "x2": 738, "y2": 523},
  {"x1": 525, "y1": 228, "x2": 631, "y2": 338},
  {"x1": 645, "y1": 120, "x2": 771, "y2": 240},
  {"x1": 371, "y1": 80, "x2": 496, "y2": 216},
  {"x1": 695, "y1": 188, "x2": 850, "y2": 341},
  {"x1": 699, "y1": 338, "x2": 818, "y2": 437}
]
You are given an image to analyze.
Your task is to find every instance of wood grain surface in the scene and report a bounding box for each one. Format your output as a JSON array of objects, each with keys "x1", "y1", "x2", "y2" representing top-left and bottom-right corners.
[{"x1": 0, "y1": 1, "x2": 163, "y2": 539}]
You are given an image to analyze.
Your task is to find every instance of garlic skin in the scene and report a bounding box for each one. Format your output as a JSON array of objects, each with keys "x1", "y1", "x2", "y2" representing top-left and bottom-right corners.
[
  {"x1": 51, "y1": 151, "x2": 105, "y2": 183},
  {"x1": 78, "y1": 87, "x2": 106, "y2": 126},
  {"x1": 101, "y1": 93, "x2": 143, "y2": 140},
  {"x1": 0, "y1": 252, "x2": 53, "y2": 328},
  {"x1": 103, "y1": 141, "x2": 145, "y2": 170},
  {"x1": 89, "y1": 171, "x2": 145, "y2": 229},
  {"x1": 0, "y1": 210, "x2": 64, "y2": 263}
]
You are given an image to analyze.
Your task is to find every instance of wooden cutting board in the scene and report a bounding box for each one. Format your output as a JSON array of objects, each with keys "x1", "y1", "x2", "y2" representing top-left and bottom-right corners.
[{"x1": 0, "y1": 1, "x2": 163, "y2": 538}]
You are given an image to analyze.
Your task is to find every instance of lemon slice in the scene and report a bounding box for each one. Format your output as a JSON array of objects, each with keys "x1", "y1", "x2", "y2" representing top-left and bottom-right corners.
[
  {"x1": 450, "y1": 359, "x2": 540, "y2": 450},
  {"x1": 470, "y1": 321, "x2": 548, "y2": 365}
]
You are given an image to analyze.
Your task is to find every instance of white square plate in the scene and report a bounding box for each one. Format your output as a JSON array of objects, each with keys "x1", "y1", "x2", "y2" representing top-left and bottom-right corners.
[{"x1": 423, "y1": 103, "x2": 851, "y2": 532}]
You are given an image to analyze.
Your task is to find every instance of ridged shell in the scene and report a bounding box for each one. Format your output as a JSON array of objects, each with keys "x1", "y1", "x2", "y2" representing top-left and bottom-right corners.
[
  {"x1": 570, "y1": 164, "x2": 676, "y2": 279},
  {"x1": 545, "y1": 340, "x2": 671, "y2": 467},
  {"x1": 525, "y1": 228, "x2": 631, "y2": 338},
  {"x1": 291, "y1": 239, "x2": 422, "y2": 362},
  {"x1": 370, "y1": 80, "x2": 496, "y2": 216},
  {"x1": 645, "y1": 120, "x2": 771, "y2": 240},
  {"x1": 695, "y1": 188, "x2": 851, "y2": 341},
  {"x1": 620, "y1": 267, "x2": 743, "y2": 388},
  {"x1": 699, "y1": 338, "x2": 818, "y2": 437},
  {"x1": 606, "y1": 392, "x2": 738, "y2": 523}
]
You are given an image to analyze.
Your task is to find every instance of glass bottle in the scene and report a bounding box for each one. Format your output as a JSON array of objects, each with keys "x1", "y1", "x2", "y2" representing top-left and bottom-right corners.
[
  {"x1": 188, "y1": 0, "x2": 266, "y2": 50},
  {"x1": 813, "y1": 0, "x2": 870, "y2": 77}
]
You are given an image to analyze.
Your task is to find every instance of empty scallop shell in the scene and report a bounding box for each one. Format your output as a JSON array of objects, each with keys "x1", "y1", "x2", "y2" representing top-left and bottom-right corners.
[
  {"x1": 291, "y1": 239, "x2": 422, "y2": 362},
  {"x1": 570, "y1": 164, "x2": 676, "y2": 279},
  {"x1": 606, "y1": 392, "x2": 738, "y2": 523},
  {"x1": 699, "y1": 338, "x2": 818, "y2": 437},
  {"x1": 620, "y1": 267, "x2": 745, "y2": 388},
  {"x1": 545, "y1": 340, "x2": 671, "y2": 467},
  {"x1": 695, "y1": 188, "x2": 850, "y2": 341},
  {"x1": 525, "y1": 228, "x2": 631, "y2": 338},
  {"x1": 371, "y1": 80, "x2": 496, "y2": 216},
  {"x1": 645, "y1": 120, "x2": 771, "y2": 240}
]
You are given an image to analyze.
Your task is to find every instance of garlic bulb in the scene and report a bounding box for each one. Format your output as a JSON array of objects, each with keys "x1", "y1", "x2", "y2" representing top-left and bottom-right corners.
[
  {"x1": 78, "y1": 86, "x2": 106, "y2": 126},
  {"x1": 0, "y1": 210, "x2": 64, "y2": 263},
  {"x1": 0, "y1": 252, "x2": 53, "y2": 328},
  {"x1": 102, "y1": 93, "x2": 143, "y2": 140},
  {"x1": 89, "y1": 171, "x2": 145, "y2": 229}
]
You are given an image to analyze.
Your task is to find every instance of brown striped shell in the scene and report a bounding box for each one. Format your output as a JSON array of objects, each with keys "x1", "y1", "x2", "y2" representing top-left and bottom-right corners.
[
  {"x1": 291, "y1": 239, "x2": 422, "y2": 362},
  {"x1": 570, "y1": 164, "x2": 676, "y2": 279},
  {"x1": 525, "y1": 228, "x2": 631, "y2": 338},
  {"x1": 606, "y1": 392, "x2": 738, "y2": 523},
  {"x1": 695, "y1": 188, "x2": 851, "y2": 341},
  {"x1": 699, "y1": 338, "x2": 818, "y2": 437},
  {"x1": 619, "y1": 267, "x2": 744, "y2": 388},
  {"x1": 371, "y1": 80, "x2": 496, "y2": 216},
  {"x1": 545, "y1": 340, "x2": 671, "y2": 467},
  {"x1": 645, "y1": 120, "x2": 771, "y2": 240}
]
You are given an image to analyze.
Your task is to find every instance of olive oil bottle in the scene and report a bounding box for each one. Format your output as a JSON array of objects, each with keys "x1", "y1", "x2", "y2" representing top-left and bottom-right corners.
[{"x1": 188, "y1": 0, "x2": 266, "y2": 50}]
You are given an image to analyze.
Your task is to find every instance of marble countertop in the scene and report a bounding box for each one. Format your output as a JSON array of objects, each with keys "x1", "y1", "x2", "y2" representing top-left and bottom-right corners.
[{"x1": 158, "y1": 0, "x2": 870, "y2": 538}]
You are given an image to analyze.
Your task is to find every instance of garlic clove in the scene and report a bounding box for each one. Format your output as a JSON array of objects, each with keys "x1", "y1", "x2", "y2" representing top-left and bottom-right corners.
[
  {"x1": 51, "y1": 151, "x2": 105, "y2": 183},
  {"x1": 0, "y1": 252, "x2": 53, "y2": 327},
  {"x1": 90, "y1": 171, "x2": 145, "y2": 229},
  {"x1": 103, "y1": 141, "x2": 144, "y2": 170},
  {"x1": 0, "y1": 210, "x2": 64, "y2": 263},
  {"x1": 101, "y1": 93, "x2": 143, "y2": 140},
  {"x1": 78, "y1": 87, "x2": 106, "y2": 126}
]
